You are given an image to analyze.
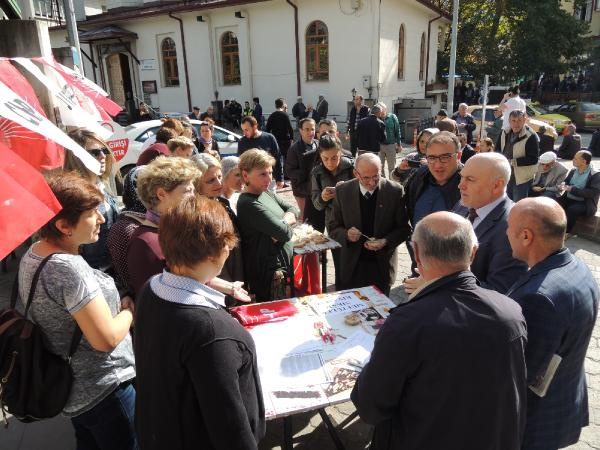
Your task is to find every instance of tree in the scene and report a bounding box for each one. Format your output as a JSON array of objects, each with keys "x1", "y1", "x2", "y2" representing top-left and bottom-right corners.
[{"x1": 434, "y1": 0, "x2": 591, "y2": 83}]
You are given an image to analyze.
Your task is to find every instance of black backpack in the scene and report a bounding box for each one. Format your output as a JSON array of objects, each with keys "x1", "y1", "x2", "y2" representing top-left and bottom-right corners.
[{"x1": 0, "y1": 254, "x2": 81, "y2": 426}]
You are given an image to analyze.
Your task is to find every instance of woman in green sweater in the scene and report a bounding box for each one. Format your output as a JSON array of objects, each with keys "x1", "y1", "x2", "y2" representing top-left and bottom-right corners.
[{"x1": 237, "y1": 149, "x2": 299, "y2": 301}]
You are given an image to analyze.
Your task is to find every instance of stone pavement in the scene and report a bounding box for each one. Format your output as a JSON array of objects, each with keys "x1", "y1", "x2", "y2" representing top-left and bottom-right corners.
[{"x1": 2, "y1": 234, "x2": 599, "y2": 449}]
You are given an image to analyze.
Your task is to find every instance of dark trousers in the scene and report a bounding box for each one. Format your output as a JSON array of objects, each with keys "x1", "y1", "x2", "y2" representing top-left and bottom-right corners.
[
  {"x1": 507, "y1": 172, "x2": 533, "y2": 202},
  {"x1": 557, "y1": 195, "x2": 587, "y2": 232},
  {"x1": 343, "y1": 259, "x2": 389, "y2": 296},
  {"x1": 350, "y1": 132, "x2": 359, "y2": 157},
  {"x1": 277, "y1": 139, "x2": 292, "y2": 178},
  {"x1": 71, "y1": 381, "x2": 137, "y2": 450}
]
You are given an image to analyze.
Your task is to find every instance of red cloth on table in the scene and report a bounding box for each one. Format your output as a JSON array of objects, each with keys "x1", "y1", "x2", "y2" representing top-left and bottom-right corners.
[{"x1": 230, "y1": 300, "x2": 298, "y2": 326}]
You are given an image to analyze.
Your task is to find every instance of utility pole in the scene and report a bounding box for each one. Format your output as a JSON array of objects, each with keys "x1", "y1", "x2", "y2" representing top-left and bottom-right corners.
[
  {"x1": 63, "y1": 0, "x2": 83, "y2": 73},
  {"x1": 447, "y1": 0, "x2": 459, "y2": 113}
]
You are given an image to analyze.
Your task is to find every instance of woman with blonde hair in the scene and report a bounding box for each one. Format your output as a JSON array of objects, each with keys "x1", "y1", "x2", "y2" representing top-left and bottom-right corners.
[
  {"x1": 66, "y1": 128, "x2": 121, "y2": 269},
  {"x1": 237, "y1": 149, "x2": 299, "y2": 301},
  {"x1": 191, "y1": 153, "x2": 245, "y2": 286}
]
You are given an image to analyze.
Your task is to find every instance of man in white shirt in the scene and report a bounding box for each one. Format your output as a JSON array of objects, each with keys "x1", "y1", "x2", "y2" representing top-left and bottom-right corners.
[{"x1": 499, "y1": 86, "x2": 526, "y2": 129}]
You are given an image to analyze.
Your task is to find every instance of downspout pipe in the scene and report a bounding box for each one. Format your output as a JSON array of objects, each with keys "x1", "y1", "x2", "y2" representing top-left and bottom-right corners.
[
  {"x1": 425, "y1": 13, "x2": 443, "y2": 89},
  {"x1": 285, "y1": 0, "x2": 301, "y2": 96},
  {"x1": 169, "y1": 12, "x2": 192, "y2": 112}
]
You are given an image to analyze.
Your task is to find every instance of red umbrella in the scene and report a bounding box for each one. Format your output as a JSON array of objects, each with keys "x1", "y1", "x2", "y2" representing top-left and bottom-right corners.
[{"x1": 0, "y1": 141, "x2": 62, "y2": 260}]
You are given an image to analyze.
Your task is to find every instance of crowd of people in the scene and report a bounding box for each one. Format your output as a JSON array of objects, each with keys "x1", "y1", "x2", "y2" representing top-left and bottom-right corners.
[{"x1": 11, "y1": 86, "x2": 600, "y2": 450}]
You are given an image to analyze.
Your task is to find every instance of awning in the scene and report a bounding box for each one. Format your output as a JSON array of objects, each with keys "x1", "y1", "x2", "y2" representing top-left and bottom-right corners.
[{"x1": 79, "y1": 25, "x2": 138, "y2": 43}]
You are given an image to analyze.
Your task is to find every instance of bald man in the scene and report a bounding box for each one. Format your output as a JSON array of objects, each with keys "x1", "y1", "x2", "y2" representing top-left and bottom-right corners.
[
  {"x1": 507, "y1": 198, "x2": 599, "y2": 450},
  {"x1": 352, "y1": 212, "x2": 527, "y2": 450},
  {"x1": 328, "y1": 153, "x2": 410, "y2": 294},
  {"x1": 458, "y1": 152, "x2": 528, "y2": 292}
]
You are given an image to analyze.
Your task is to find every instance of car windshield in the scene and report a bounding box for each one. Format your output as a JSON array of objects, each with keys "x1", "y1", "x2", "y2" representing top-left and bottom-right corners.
[
  {"x1": 530, "y1": 104, "x2": 550, "y2": 114},
  {"x1": 581, "y1": 103, "x2": 600, "y2": 112}
]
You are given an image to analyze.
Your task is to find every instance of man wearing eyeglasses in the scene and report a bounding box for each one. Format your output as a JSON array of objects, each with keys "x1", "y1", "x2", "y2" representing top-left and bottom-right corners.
[
  {"x1": 327, "y1": 153, "x2": 410, "y2": 295},
  {"x1": 403, "y1": 131, "x2": 463, "y2": 278}
]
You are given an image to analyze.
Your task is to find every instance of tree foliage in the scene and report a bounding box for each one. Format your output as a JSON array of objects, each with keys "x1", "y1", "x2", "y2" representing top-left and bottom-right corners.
[{"x1": 432, "y1": 0, "x2": 591, "y2": 83}]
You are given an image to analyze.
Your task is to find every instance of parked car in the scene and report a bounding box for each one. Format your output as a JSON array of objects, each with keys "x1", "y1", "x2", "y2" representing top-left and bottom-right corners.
[
  {"x1": 552, "y1": 102, "x2": 600, "y2": 130},
  {"x1": 105, "y1": 119, "x2": 240, "y2": 175},
  {"x1": 466, "y1": 104, "x2": 558, "y2": 140},
  {"x1": 525, "y1": 103, "x2": 571, "y2": 133}
]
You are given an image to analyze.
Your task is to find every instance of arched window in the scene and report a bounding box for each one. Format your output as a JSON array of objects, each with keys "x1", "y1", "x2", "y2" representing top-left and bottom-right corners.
[
  {"x1": 419, "y1": 32, "x2": 426, "y2": 81},
  {"x1": 306, "y1": 20, "x2": 329, "y2": 81},
  {"x1": 221, "y1": 31, "x2": 241, "y2": 85},
  {"x1": 398, "y1": 25, "x2": 405, "y2": 80},
  {"x1": 161, "y1": 37, "x2": 179, "y2": 87}
]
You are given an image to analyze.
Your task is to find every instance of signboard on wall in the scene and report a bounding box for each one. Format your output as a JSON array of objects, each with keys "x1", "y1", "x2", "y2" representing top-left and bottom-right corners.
[
  {"x1": 142, "y1": 80, "x2": 157, "y2": 94},
  {"x1": 141, "y1": 59, "x2": 156, "y2": 70}
]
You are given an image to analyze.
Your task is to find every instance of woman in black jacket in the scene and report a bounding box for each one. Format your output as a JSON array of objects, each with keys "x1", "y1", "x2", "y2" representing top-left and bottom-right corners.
[{"x1": 311, "y1": 133, "x2": 355, "y2": 288}]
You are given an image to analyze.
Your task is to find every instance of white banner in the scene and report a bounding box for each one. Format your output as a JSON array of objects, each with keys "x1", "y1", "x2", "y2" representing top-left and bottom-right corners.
[
  {"x1": 13, "y1": 58, "x2": 112, "y2": 140},
  {"x1": 0, "y1": 80, "x2": 101, "y2": 175}
]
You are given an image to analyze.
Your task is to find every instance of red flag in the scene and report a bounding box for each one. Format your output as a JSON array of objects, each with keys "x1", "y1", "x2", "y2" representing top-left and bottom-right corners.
[
  {"x1": 0, "y1": 142, "x2": 62, "y2": 260},
  {"x1": 0, "y1": 60, "x2": 64, "y2": 171},
  {"x1": 34, "y1": 57, "x2": 122, "y2": 117}
]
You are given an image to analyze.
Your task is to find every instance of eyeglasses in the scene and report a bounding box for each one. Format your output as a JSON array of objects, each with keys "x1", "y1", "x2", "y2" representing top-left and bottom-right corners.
[
  {"x1": 87, "y1": 147, "x2": 110, "y2": 158},
  {"x1": 355, "y1": 171, "x2": 380, "y2": 183},
  {"x1": 425, "y1": 152, "x2": 457, "y2": 164}
]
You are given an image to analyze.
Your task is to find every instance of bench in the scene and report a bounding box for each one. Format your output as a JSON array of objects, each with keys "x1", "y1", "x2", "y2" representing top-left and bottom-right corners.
[{"x1": 573, "y1": 212, "x2": 600, "y2": 243}]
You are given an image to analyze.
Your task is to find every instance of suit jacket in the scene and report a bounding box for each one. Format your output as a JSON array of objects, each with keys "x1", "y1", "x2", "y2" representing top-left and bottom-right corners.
[
  {"x1": 507, "y1": 248, "x2": 599, "y2": 450},
  {"x1": 352, "y1": 271, "x2": 527, "y2": 450},
  {"x1": 457, "y1": 196, "x2": 528, "y2": 293},
  {"x1": 532, "y1": 162, "x2": 568, "y2": 196},
  {"x1": 348, "y1": 105, "x2": 370, "y2": 134},
  {"x1": 316, "y1": 98, "x2": 328, "y2": 119},
  {"x1": 327, "y1": 178, "x2": 410, "y2": 289},
  {"x1": 356, "y1": 114, "x2": 387, "y2": 152},
  {"x1": 557, "y1": 133, "x2": 581, "y2": 160}
]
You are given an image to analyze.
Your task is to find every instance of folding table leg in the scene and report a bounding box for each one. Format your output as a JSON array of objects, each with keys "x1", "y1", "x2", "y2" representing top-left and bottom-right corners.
[
  {"x1": 283, "y1": 416, "x2": 293, "y2": 450},
  {"x1": 318, "y1": 408, "x2": 345, "y2": 450}
]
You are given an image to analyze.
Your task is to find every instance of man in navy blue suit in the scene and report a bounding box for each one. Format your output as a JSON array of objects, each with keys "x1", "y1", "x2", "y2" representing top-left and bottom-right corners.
[
  {"x1": 457, "y1": 152, "x2": 528, "y2": 293},
  {"x1": 507, "y1": 197, "x2": 599, "y2": 450}
]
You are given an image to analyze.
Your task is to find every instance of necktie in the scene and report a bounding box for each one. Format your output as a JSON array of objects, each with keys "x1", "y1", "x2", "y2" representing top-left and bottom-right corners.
[
  {"x1": 364, "y1": 192, "x2": 371, "y2": 200},
  {"x1": 467, "y1": 208, "x2": 478, "y2": 224}
]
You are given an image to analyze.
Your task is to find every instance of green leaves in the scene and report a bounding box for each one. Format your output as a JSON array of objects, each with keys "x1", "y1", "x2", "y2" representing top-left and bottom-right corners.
[{"x1": 436, "y1": 0, "x2": 590, "y2": 82}]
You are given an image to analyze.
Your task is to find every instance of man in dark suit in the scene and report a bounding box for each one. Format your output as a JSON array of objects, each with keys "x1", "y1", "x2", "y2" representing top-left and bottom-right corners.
[
  {"x1": 456, "y1": 152, "x2": 528, "y2": 293},
  {"x1": 328, "y1": 153, "x2": 410, "y2": 294},
  {"x1": 557, "y1": 124, "x2": 581, "y2": 160},
  {"x1": 252, "y1": 97, "x2": 263, "y2": 129},
  {"x1": 352, "y1": 211, "x2": 527, "y2": 450},
  {"x1": 316, "y1": 95, "x2": 328, "y2": 119},
  {"x1": 356, "y1": 104, "x2": 387, "y2": 155},
  {"x1": 347, "y1": 95, "x2": 370, "y2": 156},
  {"x1": 506, "y1": 197, "x2": 599, "y2": 450}
]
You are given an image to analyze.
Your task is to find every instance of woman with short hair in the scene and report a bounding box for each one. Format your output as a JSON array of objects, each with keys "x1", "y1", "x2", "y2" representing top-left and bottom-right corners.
[
  {"x1": 134, "y1": 195, "x2": 265, "y2": 450},
  {"x1": 126, "y1": 156, "x2": 198, "y2": 295},
  {"x1": 66, "y1": 128, "x2": 121, "y2": 270},
  {"x1": 191, "y1": 153, "x2": 245, "y2": 286},
  {"x1": 19, "y1": 172, "x2": 136, "y2": 449},
  {"x1": 221, "y1": 156, "x2": 243, "y2": 207},
  {"x1": 237, "y1": 149, "x2": 299, "y2": 301}
]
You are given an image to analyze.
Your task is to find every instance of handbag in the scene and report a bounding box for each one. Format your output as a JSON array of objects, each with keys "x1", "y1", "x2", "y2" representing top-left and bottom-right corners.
[{"x1": 0, "y1": 254, "x2": 82, "y2": 426}]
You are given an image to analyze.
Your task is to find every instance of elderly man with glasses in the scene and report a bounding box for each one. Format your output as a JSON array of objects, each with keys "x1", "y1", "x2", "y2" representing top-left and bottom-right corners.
[{"x1": 327, "y1": 153, "x2": 410, "y2": 295}]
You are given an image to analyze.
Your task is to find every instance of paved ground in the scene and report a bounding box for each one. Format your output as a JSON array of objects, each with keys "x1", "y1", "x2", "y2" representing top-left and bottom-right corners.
[{"x1": 1, "y1": 133, "x2": 598, "y2": 449}]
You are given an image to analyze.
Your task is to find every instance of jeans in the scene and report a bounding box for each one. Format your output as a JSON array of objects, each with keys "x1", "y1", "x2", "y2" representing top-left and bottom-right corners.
[
  {"x1": 71, "y1": 381, "x2": 137, "y2": 450},
  {"x1": 379, "y1": 144, "x2": 397, "y2": 178},
  {"x1": 508, "y1": 173, "x2": 532, "y2": 202}
]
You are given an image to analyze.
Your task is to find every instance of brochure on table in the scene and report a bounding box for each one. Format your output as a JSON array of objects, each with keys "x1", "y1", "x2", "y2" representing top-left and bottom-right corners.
[{"x1": 247, "y1": 285, "x2": 396, "y2": 419}]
